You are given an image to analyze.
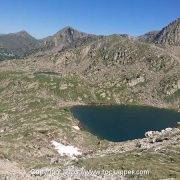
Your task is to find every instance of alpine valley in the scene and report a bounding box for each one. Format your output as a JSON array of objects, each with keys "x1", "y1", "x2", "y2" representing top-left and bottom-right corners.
[{"x1": 0, "y1": 18, "x2": 180, "y2": 179}]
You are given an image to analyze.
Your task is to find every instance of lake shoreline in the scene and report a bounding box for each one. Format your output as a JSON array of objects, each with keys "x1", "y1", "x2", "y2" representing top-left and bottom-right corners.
[{"x1": 70, "y1": 104, "x2": 180, "y2": 142}]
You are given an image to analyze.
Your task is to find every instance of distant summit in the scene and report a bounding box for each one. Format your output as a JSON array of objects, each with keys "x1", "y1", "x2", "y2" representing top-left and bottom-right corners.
[
  {"x1": 16, "y1": 30, "x2": 32, "y2": 37},
  {"x1": 0, "y1": 31, "x2": 40, "y2": 57},
  {"x1": 41, "y1": 26, "x2": 98, "y2": 51}
]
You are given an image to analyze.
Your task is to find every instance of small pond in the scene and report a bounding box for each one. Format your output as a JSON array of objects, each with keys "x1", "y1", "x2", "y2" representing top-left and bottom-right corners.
[{"x1": 71, "y1": 105, "x2": 180, "y2": 142}]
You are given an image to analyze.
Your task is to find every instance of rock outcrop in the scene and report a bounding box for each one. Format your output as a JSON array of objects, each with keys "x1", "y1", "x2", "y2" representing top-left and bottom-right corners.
[{"x1": 144, "y1": 127, "x2": 179, "y2": 143}]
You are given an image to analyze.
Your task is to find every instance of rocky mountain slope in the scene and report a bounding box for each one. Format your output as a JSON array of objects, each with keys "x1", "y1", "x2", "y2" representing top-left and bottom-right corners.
[
  {"x1": 155, "y1": 18, "x2": 180, "y2": 45},
  {"x1": 0, "y1": 48, "x2": 16, "y2": 61},
  {"x1": 139, "y1": 18, "x2": 180, "y2": 45},
  {"x1": 41, "y1": 26, "x2": 100, "y2": 52},
  {"x1": 138, "y1": 30, "x2": 159, "y2": 43},
  {"x1": 0, "y1": 31, "x2": 41, "y2": 58},
  {"x1": 0, "y1": 33, "x2": 179, "y2": 108}
]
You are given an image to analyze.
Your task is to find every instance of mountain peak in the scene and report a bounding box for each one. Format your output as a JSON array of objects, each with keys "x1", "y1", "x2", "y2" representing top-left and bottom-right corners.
[
  {"x1": 154, "y1": 18, "x2": 180, "y2": 45},
  {"x1": 174, "y1": 17, "x2": 180, "y2": 22},
  {"x1": 16, "y1": 30, "x2": 32, "y2": 37},
  {"x1": 61, "y1": 26, "x2": 75, "y2": 31},
  {"x1": 41, "y1": 26, "x2": 97, "y2": 52},
  {"x1": 56, "y1": 26, "x2": 87, "y2": 36}
]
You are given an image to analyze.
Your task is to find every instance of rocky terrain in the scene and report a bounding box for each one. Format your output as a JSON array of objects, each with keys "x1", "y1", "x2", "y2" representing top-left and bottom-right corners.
[{"x1": 0, "y1": 18, "x2": 180, "y2": 179}]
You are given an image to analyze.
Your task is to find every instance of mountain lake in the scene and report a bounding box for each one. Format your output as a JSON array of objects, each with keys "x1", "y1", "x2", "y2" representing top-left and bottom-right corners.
[{"x1": 71, "y1": 105, "x2": 180, "y2": 142}]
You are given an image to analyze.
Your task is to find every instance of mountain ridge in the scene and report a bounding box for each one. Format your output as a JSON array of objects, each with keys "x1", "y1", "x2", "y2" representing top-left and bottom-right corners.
[
  {"x1": 139, "y1": 18, "x2": 180, "y2": 45},
  {"x1": 0, "y1": 18, "x2": 180, "y2": 61}
]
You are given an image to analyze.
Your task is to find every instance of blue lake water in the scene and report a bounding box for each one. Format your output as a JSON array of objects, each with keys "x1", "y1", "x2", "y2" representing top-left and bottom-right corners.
[{"x1": 71, "y1": 105, "x2": 180, "y2": 142}]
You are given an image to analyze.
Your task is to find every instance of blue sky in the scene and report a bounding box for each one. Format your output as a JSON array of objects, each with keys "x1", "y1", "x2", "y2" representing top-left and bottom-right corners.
[{"x1": 0, "y1": 0, "x2": 179, "y2": 39}]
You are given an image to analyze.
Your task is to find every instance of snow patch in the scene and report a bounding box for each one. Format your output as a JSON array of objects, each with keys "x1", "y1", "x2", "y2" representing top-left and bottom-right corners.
[
  {"x1": 72, "y1": 125, "x2": 80, "y2": 130},
  {"x1": 51, "y1": 140, "x2": 82, "y2": 157}
]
